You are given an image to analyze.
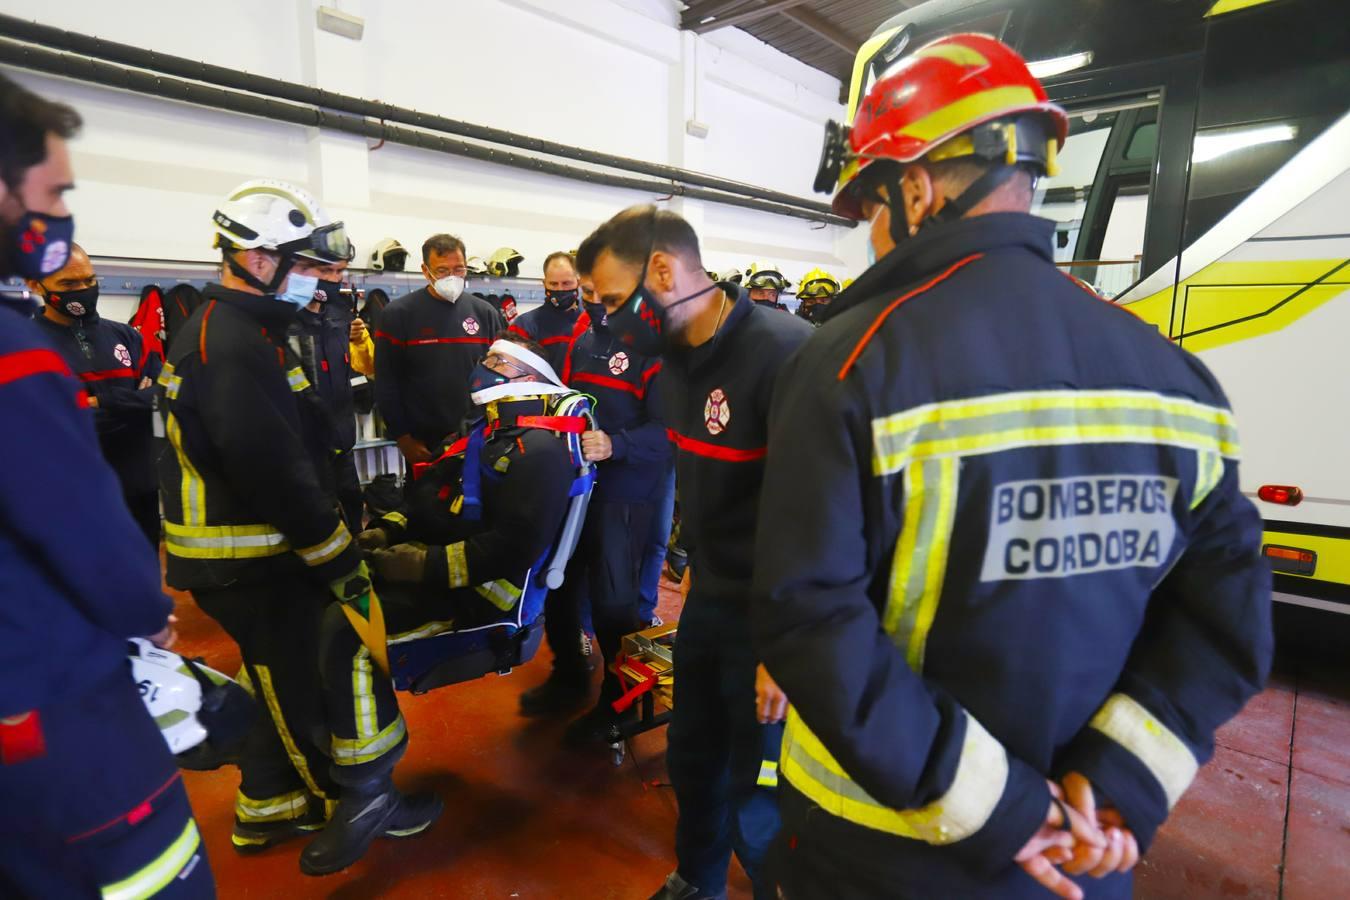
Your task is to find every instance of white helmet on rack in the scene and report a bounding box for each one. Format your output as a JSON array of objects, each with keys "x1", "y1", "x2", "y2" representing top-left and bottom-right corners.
[{"x1": 128, "y1": 638, "x2": 256, "y2": 769}]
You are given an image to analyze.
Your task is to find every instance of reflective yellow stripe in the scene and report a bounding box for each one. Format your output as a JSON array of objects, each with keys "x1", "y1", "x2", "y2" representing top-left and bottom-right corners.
[
  {"x1": 757, "y1": 760, "x2": 779, "y2": 788},
  {"x1": 165, "y1": 414, "x2": 206, "y2": 526},
  {"x1": 332, "y1": 715, "x2": 407, "y2": 765},
  {"x1": 286, "y1": 366, "x2": 311, "y2": 392},
  {"x1": 382, "y1": 511, "x2": 408, "y2": 531},
  {"x1": 1089, "y1": 693, "x2": 1198, "y2": 809},
  {"x1": 254, "y1": 665, "x2": 329, "y2": 800},
  {"x1": 234, "y1": 789, "x2": 307, "y2": 824},
  {"x1": 474, "y1": 578, "x2": 522, "y2": 611},
  {"x1": 156, "y1": 364, "x2": 182, "y2": 400},
  {"x1": 296, "y1": 522, "x2": 352, "y2": 567},
  {"x1": 446, "y1": 542, "x2": 469, "y2": 588},
  {"x1": 1192, "y1": 449, "x2": 1225, "y2": 510},
  {"x1": 897, "y1": 86, "x2": 1040, "y2": 145},
  {"x1": 100, "y1": 819, "x2": 201, "y2": 900},
  {"x1": 872, "y1": 390, "x2": 1240, "y2": 477},
  {"x1": 780, "y1": 708, "x2": 1007, "y2": 843},
  {"x1": 387, "y1": 619, "x2": 458, "y2": 645},
  {"x1": 164, "y1": 520, "x2": 290, "y2": 559},
  {"x1": 352, "y1": 646, "x2": 376, "y2": 744},
  {"x1": 883, "y1": 457, "x2": 959, "y2": 672}
]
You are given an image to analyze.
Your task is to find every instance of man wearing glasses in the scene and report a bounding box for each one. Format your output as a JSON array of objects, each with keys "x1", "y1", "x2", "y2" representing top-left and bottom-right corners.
[{"x1": 374, "y1": 233, "x2": 504, "y2": 465}]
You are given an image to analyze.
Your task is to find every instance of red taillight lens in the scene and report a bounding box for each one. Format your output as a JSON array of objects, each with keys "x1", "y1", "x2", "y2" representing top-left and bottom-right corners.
[
  {"x1": 1262, "y1": 543, "x2": 1317, "y2": 576},
  {"x1": 1258, "y1": 484, "x2": 1303, "y2": 506},
  {"x1": 1264, "y1": 546, "x2": 1314, "y2": 563}
]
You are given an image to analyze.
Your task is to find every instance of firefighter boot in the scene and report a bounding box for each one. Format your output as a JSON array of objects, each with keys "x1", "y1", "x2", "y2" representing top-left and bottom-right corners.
[
  {"x1": 519, "y1": 666, "x2": 591, "y2": 717},
  {"x1": 648, "y1": 871, "x2": 727, "y2": 900},
  {"x1": 298, "y1": 774, "x2": 443, "y2": 876}
]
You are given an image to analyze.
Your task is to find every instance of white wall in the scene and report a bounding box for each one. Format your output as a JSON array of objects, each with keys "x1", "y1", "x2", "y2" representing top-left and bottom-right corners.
[{"x1": 1, "y1": 0, "x2": 866, "y2": 291}]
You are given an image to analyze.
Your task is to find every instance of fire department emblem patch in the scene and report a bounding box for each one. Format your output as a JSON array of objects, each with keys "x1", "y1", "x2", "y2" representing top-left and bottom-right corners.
[
  {"x1": 462, "y1": 317, "x2": 480, "y2": 335},
  {"x1": 66, "y1": 301, "x2": 86, "y2": 317},
  {"x1": 608, "y1": 352, "x2": 630, "y2": 375},
  {"x1": 113, "y1": 343, "x2": 132, "y2": 367},
  {"x1": 704, "y1": 388, "x2": 730, "y2": 435}
]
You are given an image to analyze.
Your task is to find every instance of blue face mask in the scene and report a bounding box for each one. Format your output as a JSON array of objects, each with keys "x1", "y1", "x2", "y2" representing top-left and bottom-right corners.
[
  {"x1": 866, "y1": 240, "x2": 877, "y2": 267},
  {"x1": 277, "y1": 272, "x2": 320, "y2": 309},
  {"x1": 9, "y1": 210, "x2": 74, "y2": 279}
]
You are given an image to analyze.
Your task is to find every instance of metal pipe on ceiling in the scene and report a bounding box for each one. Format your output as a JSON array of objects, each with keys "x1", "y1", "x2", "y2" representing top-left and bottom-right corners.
[
  {"x1": 0, "y1": 39, "x2": 856, "y2": 228},
  {"x1": 0, "y1": 13, "x2": 847, "y2": 223}
]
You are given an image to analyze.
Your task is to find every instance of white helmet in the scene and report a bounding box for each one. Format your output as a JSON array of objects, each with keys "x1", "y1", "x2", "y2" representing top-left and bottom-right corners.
[
  {"x1": 211, "y1": 179, "x2": 354, "y2": 264},
  {"x1": 128, "y1": 638, "x2": 256, "y2": 767}
]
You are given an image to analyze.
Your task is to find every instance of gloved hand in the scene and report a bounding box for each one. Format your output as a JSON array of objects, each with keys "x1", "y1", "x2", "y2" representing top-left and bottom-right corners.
[
  {"x1": 357, "y1": 527, "x2": 389, "y2": 552},
  {"x1": 372, "y1": 543, "x2": 428, "y2": 584},
  {"x1": 329, "y1": 560, "x2": 373, "y2": 616}
]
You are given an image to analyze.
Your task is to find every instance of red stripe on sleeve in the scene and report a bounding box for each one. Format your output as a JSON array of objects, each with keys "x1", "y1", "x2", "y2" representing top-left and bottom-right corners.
[
  {"x1": 78, "y1": 368, "x2": 138, "y2": 383},
  {"x1": 0, "y1": 348, "x2": 73, "y2": 388}
]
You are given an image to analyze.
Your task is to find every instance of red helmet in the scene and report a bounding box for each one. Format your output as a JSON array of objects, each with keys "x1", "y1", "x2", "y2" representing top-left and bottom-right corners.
[{"x1": 818, "y1": 33, "x2": 1069, "y2": 220}]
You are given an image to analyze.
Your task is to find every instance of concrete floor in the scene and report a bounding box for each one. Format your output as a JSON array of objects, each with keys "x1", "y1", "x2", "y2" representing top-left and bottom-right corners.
[{"x1": 169, "y1": 580, "x2": 1350, "y2": 899}]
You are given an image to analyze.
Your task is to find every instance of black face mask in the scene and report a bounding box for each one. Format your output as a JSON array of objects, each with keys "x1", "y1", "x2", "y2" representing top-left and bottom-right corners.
[
  {"x1": 45, "y1": 284, "x2": 99, "y2": 319},
  {"x1": 583, "y1": 300, "x2": 608, "y2": 329},
  {"x1": 468, "y1": 363, "x2": 510, "y2": 394},
  {"x1": 545, "y1": 288, "x2": 578, "y2": 310},
  {"x1": 605, "y1": 258, "x2": 716, "y2": 357},
  {"x1": 314, "y1": 279, "x2": 343, "y2": 305}
]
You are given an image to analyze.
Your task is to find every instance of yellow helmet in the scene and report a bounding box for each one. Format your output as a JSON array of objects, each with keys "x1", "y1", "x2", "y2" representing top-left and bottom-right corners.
[
  {"x1": 487, "y1": 247, "x2": 524, "y2": 277},
  {"x1": 797, "y1": 268, "x2": 840, "y2": 299},
  {"x1": 744, "y1": 262, "x2": 792, "y2": 293}
]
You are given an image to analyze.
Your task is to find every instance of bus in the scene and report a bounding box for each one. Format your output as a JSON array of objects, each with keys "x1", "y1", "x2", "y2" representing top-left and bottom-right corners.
[{"x1": 831, "y1": 0, "x2": 1350, "y2": 614}]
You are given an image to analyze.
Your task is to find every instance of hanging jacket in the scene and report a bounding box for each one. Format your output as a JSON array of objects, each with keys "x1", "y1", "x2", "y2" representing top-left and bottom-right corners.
[
  {"x1": 373, "y1": 287, "x2": 503, "y2": 447},
  {"x1": 510, "y1": 299, "x2": 580, "y2": 375},
  {"x1": 0, "y1": 298, "x2": 170, "y2": 717},
  {"x1": 158, "y1": 284, "x2": 360, "y2": 592},
  {"x1": 292, "y1": 302, "x2": 358, "y2": 452},
  {"x1": 751, "y1": 213, "x2": 1273, "y2": 896},
  {"x1": 561, "y1": 318, "x2": 670, "y2": 504},
  {"x1": 128, "y1": 284, "x2": 166, "y2": 370},
  {"x1": 367, "y1": 398, "x2": 580, "y2": 614},
  {"x1": 163, "y1": 283, "x2": 204, "y2": 353},
  {"x1": 661, "y1": 286, "x2": 812, "y2": 602},
  {"x1": 33, "y1": 311, "x2": 162, "y2": 496}
]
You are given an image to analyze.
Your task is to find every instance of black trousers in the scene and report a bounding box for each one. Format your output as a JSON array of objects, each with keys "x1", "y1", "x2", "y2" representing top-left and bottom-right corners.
[
  {"x1": 319, "y1": 578, "x2": 509, "y2": 779},
  {"x1": 124, "y1": 489, "x2": 161, "y2": 550},
  {"x1": 543, "y1": 500, "x2": 653, "y2": 700},
  {"x1": 333, "y1": 450, "x2": 364, "y2": 536},
  {"x1": 193, "y1": 574, "x2": 338, "y2": 824}
]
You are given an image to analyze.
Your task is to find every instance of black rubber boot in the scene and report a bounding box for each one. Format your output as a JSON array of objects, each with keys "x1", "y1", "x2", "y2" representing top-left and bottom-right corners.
[
  {"x1": 299, "y1": 775, "x2": 442, "y2": 876},
  {"x1": 648, "y1": 871, "x2": 726, "y2": 900},
  {"x1": 519, "y1": 669, "x2": 591, "y2": 717}
]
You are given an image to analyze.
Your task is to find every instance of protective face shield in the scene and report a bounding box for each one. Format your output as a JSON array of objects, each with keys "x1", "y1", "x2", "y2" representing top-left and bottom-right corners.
[
  {"x1": 44, "y1": 283, "x2": 99, "y2": 318},
  {"x1": 128, "y1": 637, "x2": 257, "y2": 769},
  {"x1": 7, "y1": 210, "x2": 74, "y2": 280}
]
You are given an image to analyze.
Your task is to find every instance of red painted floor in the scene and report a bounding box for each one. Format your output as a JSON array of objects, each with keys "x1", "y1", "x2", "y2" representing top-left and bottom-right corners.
[{"x1": 168, "y1": 574, "x2": 1350, "y2": 900}]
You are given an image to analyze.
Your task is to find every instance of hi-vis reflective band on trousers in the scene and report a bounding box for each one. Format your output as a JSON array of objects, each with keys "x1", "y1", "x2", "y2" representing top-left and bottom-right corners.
[
  {"x1": 475, "y1": 578, "x2": 523, "y2": 611},
  {"x1": 100, "y1": 820, "x2": 201, "y2": 900},
  {"x1": 757, "y1": 760, "x2": 780, "y2": 788},
  {"x1": 235, "y1": 789, "x2": 308, "y2": 824},
  {"x1": 156, "y1": 362, "x2": 182, "y2": 399},
  {"x1": 333, "y1": 644, "x2": 407, "y2": 765},
  {"x1": 780, "y1": 389, "x2": 1239, "y2": 842},
  {"x1": 254, "y1": 664, "x2": 329, "y2": 801},
  {"x1": 444, "y1": 542, "x2": 470, "y2": 588},
  {"x1": 1089, "y1": 693, "x2": 1199, "y2": 809},
  {"x1": 286, "y1": 367, "x2": 311, "y2": 392},
  {"x1": 781, "y1": 708, "x2": 1007, "y2": 843}
]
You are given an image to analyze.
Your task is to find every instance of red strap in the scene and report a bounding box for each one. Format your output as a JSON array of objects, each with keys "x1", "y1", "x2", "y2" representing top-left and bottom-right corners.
[
  {"x1": 516, "y1": 415, "x2": 588, "y2": 433},
  {"x1": 837, "y1": 254, "x2": 983, "y2": 380},
  {"x1": 0, "y1": 348, "x2": 72, "y2": 388},
  {"x1": 641, "y1": 362, "x2": 662, "y2": 383},
  {"x1": 667, "y1": 428, "x2": 767, "y2": 462},
  {"x1": 78, "y1": 368, "x2": 137, "y2": 383}
]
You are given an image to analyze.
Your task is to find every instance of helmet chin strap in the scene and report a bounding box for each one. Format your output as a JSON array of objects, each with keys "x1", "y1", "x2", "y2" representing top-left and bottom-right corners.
[
  {"x1": 880, "y1": 164, "x2": 1018, "y2": 245},
  {"x1": 225, "y1": 249, "x2": 296, "y2": 295}
]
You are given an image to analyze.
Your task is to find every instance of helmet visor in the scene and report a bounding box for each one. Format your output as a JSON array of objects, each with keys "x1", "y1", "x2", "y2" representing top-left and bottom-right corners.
[{"x1": 282, "y1": 221, "x2": 356, "y2": 263}]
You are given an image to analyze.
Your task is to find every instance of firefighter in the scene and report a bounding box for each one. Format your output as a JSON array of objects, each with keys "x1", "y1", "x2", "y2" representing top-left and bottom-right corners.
[
  {"x1": 375, "y1": 233, "x2": 504, "y2": 465},
  {"x1": 313, "y1": 335, "x2": 582, "y2": 873},
  {"x1": 509, "y1": 250, "x2": 582, "y2": 375},
  {"x1": 518, "y1": 272, "x2": 671, "y2": 740},
  {"x1": 29, "y1": 242, "x2": 163, "y2": 546},
  {"x1": 792, "y1": 268, "x2": 840, "y2": 326},
  {"x1": 576, "y1": 205, "x2": 812, "y2": 900},
  {"x1": 751, "y1": 34, "x2": 1273, "y2": 900},
  {"x1": 743, "y1": 262, "x2": 791, "y2": 312},
  {"x1": 159, "y1": 179, "x2": 435, "y2": 869},
  {"x1": 0, "y1": 73, "x2": 214, "y2": 898},
  {"x1": 290, "y1": 263, "x2": 368, "y2": 533}
]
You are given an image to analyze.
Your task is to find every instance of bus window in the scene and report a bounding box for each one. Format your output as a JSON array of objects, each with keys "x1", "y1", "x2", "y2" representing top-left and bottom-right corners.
[{"x1": 1032, "y1": 98, "x2": 1159, "y2": 298}]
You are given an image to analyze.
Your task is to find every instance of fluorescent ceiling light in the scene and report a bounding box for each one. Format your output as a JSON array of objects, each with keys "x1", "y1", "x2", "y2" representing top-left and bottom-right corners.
[
  {"x1": 1026, "y1": 51, "x2": 1093, "y2": 79},
  {"x1": 1193, "y1": 123, "x2": 1297, "y2": 163}
]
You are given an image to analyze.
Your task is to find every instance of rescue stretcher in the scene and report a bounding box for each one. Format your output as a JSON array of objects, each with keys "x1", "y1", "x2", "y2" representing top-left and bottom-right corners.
[{"x1": 606, "y1": 621, "x2": 677, "y2": 766}]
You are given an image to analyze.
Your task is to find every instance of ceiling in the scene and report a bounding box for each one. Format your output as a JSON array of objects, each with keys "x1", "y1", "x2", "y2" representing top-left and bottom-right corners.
[{"x1": 680, "y1": 1, "x2": 933, "y2": 95}]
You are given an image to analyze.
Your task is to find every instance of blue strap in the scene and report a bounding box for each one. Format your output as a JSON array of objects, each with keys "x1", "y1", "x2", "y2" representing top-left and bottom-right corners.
[
  {"x1": 569, "y1": 469, "x2": 596, "y2": 497},
  {"x1": 461, "y1": 422, "x2": 487, "y2": 522}
]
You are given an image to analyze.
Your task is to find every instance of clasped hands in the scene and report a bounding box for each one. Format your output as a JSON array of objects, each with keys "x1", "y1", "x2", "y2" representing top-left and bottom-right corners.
[{"x1": 1015, "y1": 772, "x2": 1140, "y2": 899}]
